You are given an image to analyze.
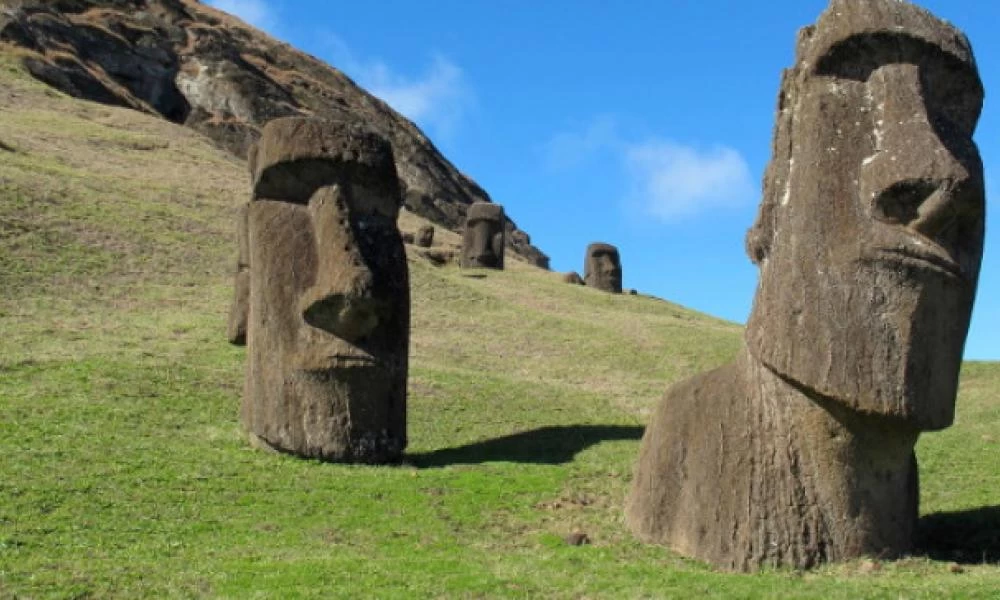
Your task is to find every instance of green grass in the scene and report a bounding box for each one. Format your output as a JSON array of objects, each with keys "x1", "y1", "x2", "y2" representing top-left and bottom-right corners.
[{"x1": 1, "y1": 52, "x2": 998, "y2": 598}]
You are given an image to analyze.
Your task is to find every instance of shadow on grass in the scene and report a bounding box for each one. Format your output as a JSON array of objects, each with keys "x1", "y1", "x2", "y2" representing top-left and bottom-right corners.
[
  {"x1": 918, "y1": 505, "x2": 1000, "y2": 564},
  {"x1": 409, "y1": 424, "x2": 644, "y2": 468}
]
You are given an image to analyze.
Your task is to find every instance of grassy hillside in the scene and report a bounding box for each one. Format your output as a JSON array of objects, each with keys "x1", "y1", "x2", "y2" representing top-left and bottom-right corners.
[{"x1": 1, "y1": 51, "x2": 998, "y2": 598}]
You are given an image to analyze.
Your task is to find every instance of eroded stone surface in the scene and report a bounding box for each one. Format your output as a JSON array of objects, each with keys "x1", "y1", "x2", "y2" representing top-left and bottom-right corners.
[
  {"x1": 584, "y1": 243, "x2": 622, "y2": 293},
  {"x1": 460, "y1": 202, "x2": 505, "y2": 269},
  {"x1": 241, "y1": 117, "x2": 409, "y2": 464},
  {"x1": 627, "y1": 0, "x2": 985, "y2": 571}
]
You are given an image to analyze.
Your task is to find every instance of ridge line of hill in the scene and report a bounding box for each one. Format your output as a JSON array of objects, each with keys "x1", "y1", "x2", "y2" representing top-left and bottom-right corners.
[{"x1": 0, "y1": 0, "x2": 550, "y2": 267}]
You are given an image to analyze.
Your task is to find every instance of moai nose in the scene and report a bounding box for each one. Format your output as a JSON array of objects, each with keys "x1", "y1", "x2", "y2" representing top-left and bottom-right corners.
[
  {"x1": 871, "y1": 178, "x2": 979, "y2": 243},
  {"x1": 468, "y1": 229, "x2": 499, "y2": 267},
  {"x1": 601, "y1": 255, "x2": 620, "y2": 274},
  {"x1": 298, "y1": 184, "x2": 382, "y2": 342},
  {"x1": 861, "y1": 64, "x2": 978, "y2": 244},
  {"x1": 302, "y1": 292, "x2": 381, "y2": 342}
]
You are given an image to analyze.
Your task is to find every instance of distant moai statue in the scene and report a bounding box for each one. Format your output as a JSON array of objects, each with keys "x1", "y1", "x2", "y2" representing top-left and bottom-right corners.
[
  {"x1": 460, "y1": 202, "x2": 505, "y2": 269},
  {"x1": 226, "y1": 202, "x2": 250, "y2": 345},
  {"x1": 627, "y1": 0, "x2": 985, "y2": 570},
  {"x1": 241, "y1": 117, "x2": 410, "y2": 464},
  {"x1": 584, "y1": 243, "x2": 622, "y2": 293},
  {"x1": 562, "y1": 271, "x2": 584, "y2": 285},
  {"x1": 416, "y1": 225, "x2": 434, "y2": 248}
]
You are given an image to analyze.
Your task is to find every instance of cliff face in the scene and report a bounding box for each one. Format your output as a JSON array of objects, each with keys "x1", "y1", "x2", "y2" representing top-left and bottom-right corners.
[{"x1": 0, "y1": 0, "x2": 548, "y2": 267}]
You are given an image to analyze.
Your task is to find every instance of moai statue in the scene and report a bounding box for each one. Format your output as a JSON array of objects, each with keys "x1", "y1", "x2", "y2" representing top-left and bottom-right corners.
[
  {"x1": 226, "y1": 202, "x2": 250, "y2": 345},
  {"x1": 627, "y1": 0, "x2": 985, "y2": 570},
  {"x1": 562, "y1": 271, "x2": 584, "y2": 285},
  {"x1": 584, "y1": 243, "x2": 622, "y2": 293},
  {"x1": 416, "y1": 224, "x2": 434, "y2": 248},
  {"x1": 241, "y1": 117, "x2": 410, "y2": 464},
  {"x1": 460, "y1": 201, "x2": 505, "y2": 269}
]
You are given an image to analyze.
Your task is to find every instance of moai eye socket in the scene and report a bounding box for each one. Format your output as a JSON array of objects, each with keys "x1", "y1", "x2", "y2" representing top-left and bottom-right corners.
[{"x1": 813, "y1": 32, "x2": 983, "y2": 141}]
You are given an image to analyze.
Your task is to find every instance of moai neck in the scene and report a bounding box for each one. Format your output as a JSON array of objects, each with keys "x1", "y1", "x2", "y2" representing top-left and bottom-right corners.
[{"x1": 739, "y1": 348, "x2": 920, "y2": 568}]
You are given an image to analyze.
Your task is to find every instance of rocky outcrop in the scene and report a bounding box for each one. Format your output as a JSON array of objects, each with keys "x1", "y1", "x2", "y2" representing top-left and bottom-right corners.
[{"x1": 0, "y1": 0, "x2": 548, "y2": 267}]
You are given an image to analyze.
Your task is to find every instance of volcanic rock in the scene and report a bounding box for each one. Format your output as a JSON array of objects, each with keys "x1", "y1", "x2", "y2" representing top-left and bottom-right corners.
[{"x1": 0, "y1": 0, "x2": 548, "y2": 267}]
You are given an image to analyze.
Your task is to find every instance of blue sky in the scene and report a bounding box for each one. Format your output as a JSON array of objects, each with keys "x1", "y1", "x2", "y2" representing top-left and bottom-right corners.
[{"x1": 206, "y1": 0, "x2": 1000, "y2": 360}]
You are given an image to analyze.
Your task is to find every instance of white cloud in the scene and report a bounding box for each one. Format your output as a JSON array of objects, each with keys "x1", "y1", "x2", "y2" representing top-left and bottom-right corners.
[
  {"x1": 366, "y1": 55, "x2": 471, "y2": 139},
  {"x1": 321, "y1": 35, "x2": 472, "y2": 142},
  {"x1": 624, "y1": 141, "x2": 755, "y2": 221},
  {"x1": 542, "y1": 116, "x2": 619, "y2": 169},
  {"x1": 204, "y1": 0, "x2": 277, "y2": 33},
  {"x1": 543, "y1": 120, "x2": 755, "y2": 221}
]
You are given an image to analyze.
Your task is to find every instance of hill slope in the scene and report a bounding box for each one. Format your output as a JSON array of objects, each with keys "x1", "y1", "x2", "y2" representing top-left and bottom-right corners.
[
  {"x1": 1, "y1": 55, "x2": 998, "y2": 598},
  {"x1": 0, "y1": 0, "x2": 549, "y2": 267}
]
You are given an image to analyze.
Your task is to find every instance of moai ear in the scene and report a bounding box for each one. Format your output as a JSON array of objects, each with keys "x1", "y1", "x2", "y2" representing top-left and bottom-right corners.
[
  {"x1": 745, "y1": 68, "x2": 796, "y2": 266},
  {"x1": 745, "y1": 200, "x2": 775, "y2": 264}
]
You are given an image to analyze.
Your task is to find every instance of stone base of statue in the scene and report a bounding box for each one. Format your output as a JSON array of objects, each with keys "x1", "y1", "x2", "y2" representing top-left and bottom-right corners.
[{"x1": 626, "y1": 349, "x2": 919, "y2": 571}]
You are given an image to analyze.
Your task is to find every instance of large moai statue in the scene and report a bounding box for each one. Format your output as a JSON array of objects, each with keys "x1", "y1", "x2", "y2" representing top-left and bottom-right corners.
[
  {"x1": 226, "y1": 202, "x2": 250, "y2": 345},
  {"x1": 584, "y1": 243, "x2": 622, "y2": 293},
  {"x1": 627, "y1": 0, "x2": 985, "y2": 570},
  {"x1": 460, "y1": 201, "x2": 505, "y2": 269},
  {"x1": 241, "y1": 117, "x2": 410, "y2": 464}
]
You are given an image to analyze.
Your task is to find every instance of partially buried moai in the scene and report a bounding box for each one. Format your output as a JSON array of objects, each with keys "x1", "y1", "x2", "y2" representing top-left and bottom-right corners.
[
  {"x1": 415, "y1": 224, "x2": 434, "y2": 248},
  {"x1": 627, "y1": 0, "x2": 985, "y2": 570},
  {"x1": 460, "y1": 201, "x2": 505, "y2": 269},
  {"x1": 241, "y1": 117, "x2": 409, "y2": 464},
  {"x1": 584, "y1": 243, "x2": 622, "y2": 293},
  {"x1": 226, "y1": 202, "x2": 250, "y2": 345}
]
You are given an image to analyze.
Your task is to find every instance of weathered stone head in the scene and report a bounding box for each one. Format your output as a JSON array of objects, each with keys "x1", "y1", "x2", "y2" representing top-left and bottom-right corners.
[
  {"x1": 460, "y1": 201, "x2": 505, "y2": 269},
  {"x1": 745, "y1": 0, "x2": 984, "y2": 430},
  {"x1": 584, "y1": 243, "x2": 622, "y2": 293},
  {"x1": 242, "y1": 117, "x2": 409, "y2": 464},
  {"x1": 627, "y1": 0, "x2": 985, "y2": 571}
]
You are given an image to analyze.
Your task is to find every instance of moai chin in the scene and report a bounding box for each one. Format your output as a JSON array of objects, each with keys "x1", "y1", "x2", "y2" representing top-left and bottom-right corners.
[
  {"x1": 241, "y1": 117, "x2": 410, "y2": 464},
  {"x1": 584, "y1": 243, "x2": 622, "y2": 293},
  {"x1": 627, "y1": 0, "x2": 985, "y2": 570},
  {"x1": 460, "y1": 202, "x2": 505, "y2": 269},
  {"x1": 226, "y1": 202, "x2": 250, "y2": 345}
]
